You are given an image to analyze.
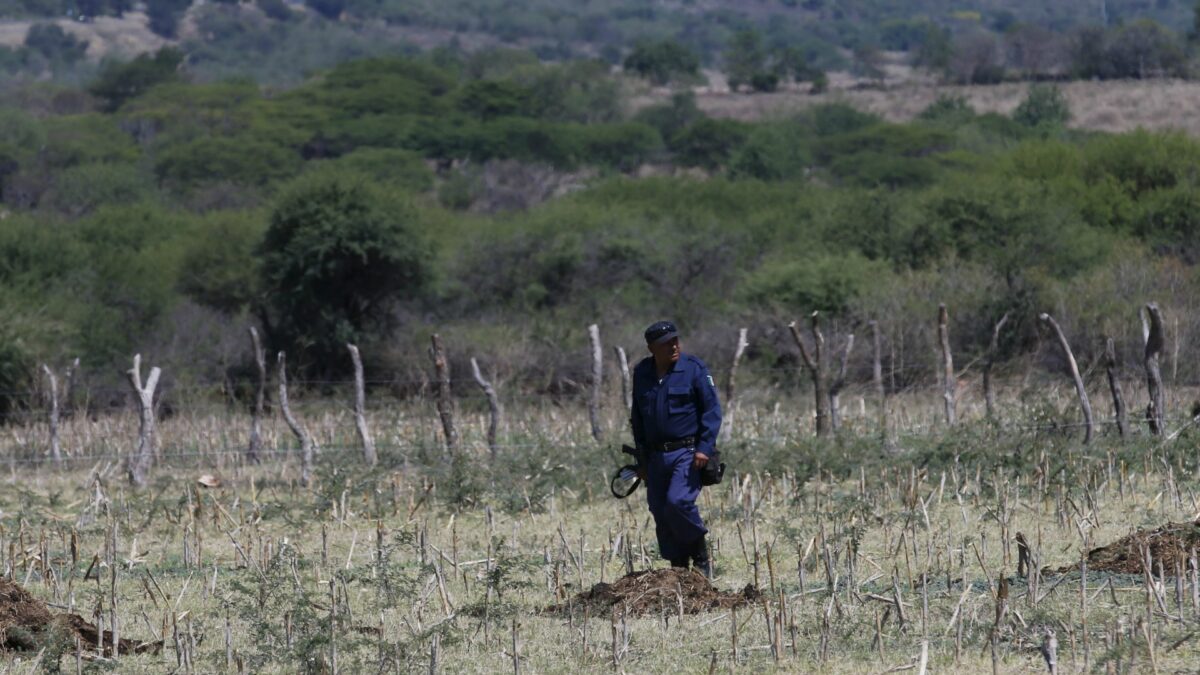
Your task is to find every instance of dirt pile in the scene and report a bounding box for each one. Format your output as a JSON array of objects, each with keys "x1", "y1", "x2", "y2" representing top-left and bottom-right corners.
[
  {"x1": 0, "y1": 578, "x2": 159, "y2": 655},
  {"x1": 1054, "y1": 520, "x2": 1200, "y2": 576},
  {"x1": 554, "y1": 568, "x2": 760, "y2": 617}
]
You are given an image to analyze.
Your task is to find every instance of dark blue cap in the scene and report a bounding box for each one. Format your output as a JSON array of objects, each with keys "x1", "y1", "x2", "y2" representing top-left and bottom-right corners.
[{"x1": 644, "y1": 321, "x2": 679, "y2": 345}]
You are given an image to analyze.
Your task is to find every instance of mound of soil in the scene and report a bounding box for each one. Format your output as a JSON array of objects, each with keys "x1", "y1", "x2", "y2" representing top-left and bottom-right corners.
[
  {"x1": 0, "y1": 578, "x2": 159, "y2": 656},
  {"x1": 552, "y1": 568, "x2": 761, "y2": 617},
  {"x1": 1054, "y1": 520, "x2": 1200, "y2": 576}
]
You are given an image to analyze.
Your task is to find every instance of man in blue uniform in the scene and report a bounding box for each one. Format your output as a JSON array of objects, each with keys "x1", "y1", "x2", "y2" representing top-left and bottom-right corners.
[{"x1": 630, "y1": 321, "x2": 722, "y2": 577}]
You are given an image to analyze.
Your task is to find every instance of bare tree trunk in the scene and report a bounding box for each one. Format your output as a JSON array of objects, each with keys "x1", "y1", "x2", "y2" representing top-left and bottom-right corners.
[
  {"x1": 470, "y1": 357, "x2": 502, "y2": 459},
  {"x1": 126, "y1": 354, "x2": 160, "y2": 487},
  {"x1": 828, "y1": 334, "x2": 855, "y2": 432},
  {"x1": 430, "y1": 334, "x2": 458, "y2": 453},
  {"x1": 1039, "y1": 314, "x2": 1094, "y2": 444},
  {"x1": 721, "y1": 328, "x2": 749, "y2": 443},
  {"x1": 347, "y1": 343, "x2": 377, "y2": 466},
  {"x1": 870, "y1": 321, "x2": 894, "y2": 450},
  {"x1": 1141, "y1": 303, "x2": 1167, "y2": 436},
  {"x1": 1104, "y1": 337, "x2": 1127, "y2": 439},
  {"x1": 247, "y1": 327, "x2": 266, "y2": 464},
  {"x1": 983, "y1": 313, "x2": 1010, "y2": 421},
  {"x1": 277, "y1": 352, "x2": 315, "y2": 486},
  {"x1": 789, "y1": 312, "x2": 830, "y2": 437},
  {"x1": 587, "y1": 324, "x2": 603, "y2": 441},
  {"x1": 613, "y1": 346, "x2": 631, "y2": 413},
  {"x1": 937, "y1": 304, "x2": 956, "y2": 426},
  {"x1": 41, "y1": 364, "x2": 61, "y2": 468}
]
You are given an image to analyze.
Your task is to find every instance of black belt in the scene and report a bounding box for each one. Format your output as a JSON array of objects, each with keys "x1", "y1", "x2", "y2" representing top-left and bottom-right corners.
[{"x1": 656, "y1": 437, "x2": 696, "y2": 452}]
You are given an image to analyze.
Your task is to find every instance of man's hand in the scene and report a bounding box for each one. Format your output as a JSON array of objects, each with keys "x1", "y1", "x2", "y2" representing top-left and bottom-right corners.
[{"x1": 693, "y1": 452, "x2": 709, "y2": 469}]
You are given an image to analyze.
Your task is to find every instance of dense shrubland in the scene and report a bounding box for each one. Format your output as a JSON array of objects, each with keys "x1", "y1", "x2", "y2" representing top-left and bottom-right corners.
[{"x1": 0, "y1": 50, "x2": 1197, "y2": 415}]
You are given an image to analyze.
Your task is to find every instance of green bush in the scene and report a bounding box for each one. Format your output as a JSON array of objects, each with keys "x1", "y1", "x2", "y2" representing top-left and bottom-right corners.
[
  {"x1": 258, "y1": 170, "x2": 432, "y2": 372},
  {"x1": 155, "y1": 136, "x2": 302, "y2": 190},
  {"x1": 739, "y1": 252, "x2": 888, "y2": 314},
  {"x1": 1012, "y1": 84, "x2": 1070, "y2": 129}
]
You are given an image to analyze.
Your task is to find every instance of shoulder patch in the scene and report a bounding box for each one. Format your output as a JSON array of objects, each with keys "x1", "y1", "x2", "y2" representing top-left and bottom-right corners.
[{"x1": 707, "y1": 374, "x2": 715, "y2": 387}]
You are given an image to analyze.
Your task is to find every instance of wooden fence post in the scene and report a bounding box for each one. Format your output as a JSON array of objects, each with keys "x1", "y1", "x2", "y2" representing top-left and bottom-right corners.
[
  {"x1": 247, "y1": 327, "x2": 266, "y2": 464},
  {"x1": 1039, "y1": 313, "x2": 1094, "y2": 444},
  {"x1": 277, "y1": 352, "x2": 315, "y2": 486},
  {"x1": 983, "y1": 313, "x2": 1010, "y2": 421},
  {"x1": 470, "y1": 358, "x2": 502, "y2": 459},
  {"x1": 430, "y1": 334, "x2": 458, "y2": 453},
  {"x1": 828, "y1": 333, "x2": 855, "y2": 432},
  {"x1": 789, "y1": 312, "x2": 830, "y2": 437},
  {"x1": 937, "y1": 304, "x2": 956, "y2": 426},
  {"x1": 1104, "y1": 337, "x2": 1127, "y2": 439},
  {"x1": 613, "y1": 346, "x2": 631, "y2": 413},
  {"x1": 869, "y1": 321, "x2": 894, "y2": 449},
  {"x1": 721, "y1": 328, "x2": 749, "y2": 443},
  {"x1": 1141, "y1": 303, "x2": 1166, "y2": 435},
  {"x1": 587, "y1": 324, "x2": 603, "y2": 441},
  {"x1": 347, "y1": 343, "x2": 377, "y2": 466},
  {"x1": 41, "y1": 364, "x2": 61, "y2": 468},
  {"x1": 126, "y1": 354, "x2": 160, "y2": 487}
]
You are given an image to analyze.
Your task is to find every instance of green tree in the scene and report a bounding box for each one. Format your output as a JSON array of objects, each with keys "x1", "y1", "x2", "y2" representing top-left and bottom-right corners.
[
  {"x1": 257, "y1": 171, "x2": 431, "y2": 372},
  {"x1": 23, "y1": 23, "x2": 88, "y2": 64},
  {"x1": 724, "y1": 29, "x2": 765, "y2": 92},
  {"x1": 88, "y1": 47, "x2": 184, "y2": 111},
  {"x1": 623, "y1": 39, "x2": 699, "y2": 85},
  {"x1": 1013, "y1": 84, "x2": 1070, "y2": 129}
]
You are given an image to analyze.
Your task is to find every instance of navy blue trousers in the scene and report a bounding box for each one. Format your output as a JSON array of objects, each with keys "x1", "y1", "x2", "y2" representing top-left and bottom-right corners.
[{"x1": 645, "y1": 447, "x2": 707, "y2": 561}]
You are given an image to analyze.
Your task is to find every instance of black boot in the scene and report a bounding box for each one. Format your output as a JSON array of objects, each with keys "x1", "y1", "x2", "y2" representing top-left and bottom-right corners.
[
  {"x1": 669, "y1": 558, "x2": 689, "y2": 569},
  {"x1": 691, "y1": 538, "x2": 712, "y2": 579}
]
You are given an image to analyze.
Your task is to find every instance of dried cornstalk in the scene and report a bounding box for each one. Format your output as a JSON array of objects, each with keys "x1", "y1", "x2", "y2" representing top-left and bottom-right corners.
[{"x1": 613, "y1": 346, "x2": 631, "y2": 412}]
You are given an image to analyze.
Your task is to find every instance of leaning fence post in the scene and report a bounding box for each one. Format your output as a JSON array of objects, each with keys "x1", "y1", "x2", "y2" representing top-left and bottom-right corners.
[
  {"x1": 721, "y1": 328, "x2": 749, "y2": 443},
  {"x1": 126, "y1": 354, "x2": 160, "y2": 487},
  {"x1": 41, "y1": 364, "x2": 61, "y2": 468},
  {"x1": 247, "y1": 327, "x2": 266, "y2": 464},
  {"x1": 1039, "y1": 313, "x2": 1094, "y2": 444},
  {"x1": 470, "y1": 357, "x2": 502, "y2": 459},
  {"x1": 937, "y1": 304, "x2": 956, "y2": 426},
  {"x1": 347, "y1": 343, "x2": 377, "y2": 466},
  {"x1": 1104, "y1": 337, "x2": 1127, "y2": 439},
  {"x1": 828, "y1": 333, "x2": 855, "y2": 432},
  {"x1": 587, "y1": 324, "x2": 603, "y2": 441},
  {"x1": 613, "y1": 346, "x2": 631, "y2": 413},
  {"x1": 869, "y1": 321, "x2": 894, "y2": 450},
  {"x1": 277, "y1": 352, "x2": 315, "y2": 486},
  {"x1": 430, "y1": 334, "x2": 458, "y2": 454},
  {"x1": 983, "y1": 313, "x2": 1010, "y2": 421},
  {"x1": 789, "y1": 312, "x2": 830, "y2": 437},
  {"x1": 1141, "y1": 303, "x2": 1167, "y2": 435}
]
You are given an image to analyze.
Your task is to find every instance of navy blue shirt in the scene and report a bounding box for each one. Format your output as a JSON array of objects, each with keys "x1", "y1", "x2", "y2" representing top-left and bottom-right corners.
[{"x1": 630, "y1": 353, "x2": 722, "y2": 458}]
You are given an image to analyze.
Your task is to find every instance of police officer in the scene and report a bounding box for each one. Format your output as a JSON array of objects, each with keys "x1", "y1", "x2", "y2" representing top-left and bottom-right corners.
[{"x1": 630, "y1": 321, "x2": 722, "y2": 577}]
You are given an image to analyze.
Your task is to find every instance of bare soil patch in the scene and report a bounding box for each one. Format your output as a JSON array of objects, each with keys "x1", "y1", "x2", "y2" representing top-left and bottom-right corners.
[
  {"x1": 552, "y1": 567, "x2": 760, "y2": 617},
  {"x1": 0, "y1": 577, "x2": 159, "y2": 655},
  {"x1": 1054, "y1": 520, "x2": 1200, "y2": 576}
]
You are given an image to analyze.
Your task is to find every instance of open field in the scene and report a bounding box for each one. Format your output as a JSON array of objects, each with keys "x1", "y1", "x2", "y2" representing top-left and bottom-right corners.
[{"x1": 0, "y1": 372, "x2": 1198, "y2": 673}]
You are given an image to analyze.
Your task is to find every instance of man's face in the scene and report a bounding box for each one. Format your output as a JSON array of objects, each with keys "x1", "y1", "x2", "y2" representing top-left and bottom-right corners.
[{"x1": 649, "y1": 336, "x2": 680, "y2": 366}]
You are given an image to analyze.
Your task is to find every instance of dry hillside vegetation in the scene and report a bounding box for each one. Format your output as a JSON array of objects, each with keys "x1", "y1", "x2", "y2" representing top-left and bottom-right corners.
[{"x1": 0, "y1": 11, "x2": 164, "y2": 59}]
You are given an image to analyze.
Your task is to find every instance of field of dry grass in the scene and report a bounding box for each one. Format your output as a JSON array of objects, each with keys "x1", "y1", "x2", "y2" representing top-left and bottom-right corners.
[
  {"x1": 630, "y1": 63, "x2": 1200, "y2": 137},
  {"x1": 0, "y1": 376, "x2": 1195, "y2": 672}
]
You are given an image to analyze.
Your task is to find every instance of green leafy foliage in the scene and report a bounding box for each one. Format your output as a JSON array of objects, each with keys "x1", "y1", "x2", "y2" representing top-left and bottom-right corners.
[{"x1": 258, "y1": 170, "x2": 431, "y2": 372}]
